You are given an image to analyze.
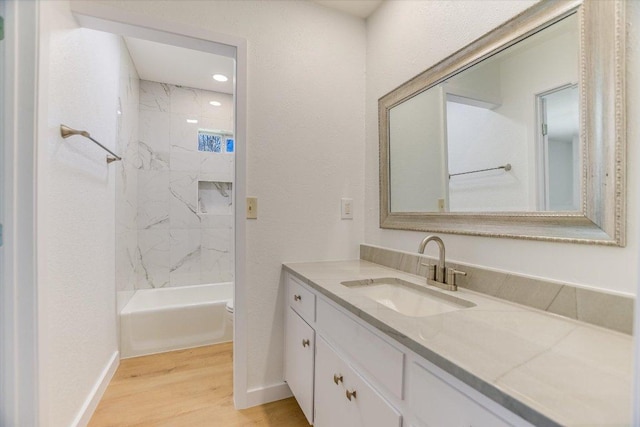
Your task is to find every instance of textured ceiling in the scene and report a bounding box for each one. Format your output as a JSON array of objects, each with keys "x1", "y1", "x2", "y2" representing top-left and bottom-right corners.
[
  {"x1": 124, "y1": 37, "x2": 234, "y2": 94},
  {"x1": 313, "y1": 0, "x2": 383, "y2": 19},
  {"x1": 123, "y1": 1, "x2": 384, "y2": 92}
]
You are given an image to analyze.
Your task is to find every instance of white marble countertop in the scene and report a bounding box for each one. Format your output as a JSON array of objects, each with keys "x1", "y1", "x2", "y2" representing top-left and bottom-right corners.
[{"x1": 283, "y1": 260, "x2": 633, "y2": 427}]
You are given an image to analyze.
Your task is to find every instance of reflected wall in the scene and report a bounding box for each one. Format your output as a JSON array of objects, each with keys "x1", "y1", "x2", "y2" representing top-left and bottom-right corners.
[{"x1": 387, "y1": 13, "x2": 579, "y2": 213}]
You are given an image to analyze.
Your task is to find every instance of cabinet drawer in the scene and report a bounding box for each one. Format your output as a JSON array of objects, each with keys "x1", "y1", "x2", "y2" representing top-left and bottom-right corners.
[
  {"x1": 287, "y1": 274, "x2": 316, "y2": 323},
  {"x1": 315, "y1": 336, "x2": 401, "y2": 427},
  {"x1": 316, "y1": 298, "x2": 404, "y2": 399},
  {"x1": 409, "y1": 362, "x2": 512, "y2": 427},
  {"x1": 285, "y1": 308, "x2": 315, "y2": 424}
]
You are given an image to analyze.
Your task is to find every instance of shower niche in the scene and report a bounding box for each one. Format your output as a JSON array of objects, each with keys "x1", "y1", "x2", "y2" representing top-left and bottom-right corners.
[{"x1": 198, "y1": 181, "x2": 233, "y2": 214}]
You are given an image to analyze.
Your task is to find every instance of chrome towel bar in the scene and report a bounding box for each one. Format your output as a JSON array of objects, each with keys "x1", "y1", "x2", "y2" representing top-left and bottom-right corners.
[
  {"x1": 449, "y1": 163, "x2": 511, "y2": 179},
  {"x1": 60, "y1": 124, "x2": 122, "y2": 164}
]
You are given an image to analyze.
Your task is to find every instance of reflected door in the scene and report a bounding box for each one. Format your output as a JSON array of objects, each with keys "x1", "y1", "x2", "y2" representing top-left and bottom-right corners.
[{"x1": 537, "y1": 84, "x2": 579, "y2": 211}]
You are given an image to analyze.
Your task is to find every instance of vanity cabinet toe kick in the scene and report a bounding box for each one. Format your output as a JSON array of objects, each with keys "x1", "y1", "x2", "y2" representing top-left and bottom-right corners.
[{"x1": 283, "y1": 272, "x2": 531, "y2": 427}]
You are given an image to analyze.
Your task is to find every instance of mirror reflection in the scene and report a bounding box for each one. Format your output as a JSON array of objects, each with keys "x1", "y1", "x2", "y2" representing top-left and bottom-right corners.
[{"x1": 389, "y1": 13, "x2": 579, "y2": 213}]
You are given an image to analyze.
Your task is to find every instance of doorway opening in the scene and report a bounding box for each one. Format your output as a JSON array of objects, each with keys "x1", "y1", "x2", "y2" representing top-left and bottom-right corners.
[
  {"x1": 114, "y1": 36, "x2": 236, "y2": 358},
  {"x1": 536, "y1": 84, "x2": 579, "y2": 211},
  {"x1": 70, "y1": 3, "x2": 249, "y2": 409}
]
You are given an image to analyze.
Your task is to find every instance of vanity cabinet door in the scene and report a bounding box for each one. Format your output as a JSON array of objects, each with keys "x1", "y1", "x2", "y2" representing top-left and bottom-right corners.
[
  {"x1": 285, "y1": 307, "x2": 315, "y2": 424},
  {"x1": 315, "y1": 336, "x2": 402, "y2": 427},
  {"x1": 409, "y1": 362, "x2": 513, "y2": 427},
  {"x1": 314, "y1": 337, "x2": 350, "y2": 427}
]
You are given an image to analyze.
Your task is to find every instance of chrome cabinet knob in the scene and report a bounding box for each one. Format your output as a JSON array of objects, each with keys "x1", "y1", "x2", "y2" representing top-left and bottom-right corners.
[
  {"x1": 333, "y1": 374, "x2": 343, "y2": 385},
  {"x1": 302, "y1": 339, "x2": 310, "y2": 347},
  {"x1": 346, "y1": 389, "x2": 357, "y2": 401},
  {"x1": 293, "y1": 294, "x2": 302, "y2": 301}
]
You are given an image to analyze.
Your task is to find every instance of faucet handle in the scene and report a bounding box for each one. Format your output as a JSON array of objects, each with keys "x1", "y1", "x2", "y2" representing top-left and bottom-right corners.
[
  {"x1": 420, "y1": 262, "x2": 436, "y2": 281},
  {"x1": 446, "y1": 267, "x2": 467, "y2": 286}
]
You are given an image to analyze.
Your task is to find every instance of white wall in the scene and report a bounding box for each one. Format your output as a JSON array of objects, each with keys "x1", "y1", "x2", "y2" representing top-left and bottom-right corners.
[
  {"x1": 390, "y1": 87, "x2": 446, "y2": 212},
  {"x1": 88, "y1": 0, "x2": 367, "y2": 392},
  {"x1": 447, "y1": 101, "x2": 523, "y2": 211},
  {"x1": 366, "y1": 0, "x2": 639, "y2": 296},
  {"x1": 446, "y1": 15, "x2": 578, "y2": 212},
  {"x1": 497, "y1": 17, "x2": 578, "y2": 210},
  {"x1": 37, "y1": 1, "x2": 127, "y2": 425}
]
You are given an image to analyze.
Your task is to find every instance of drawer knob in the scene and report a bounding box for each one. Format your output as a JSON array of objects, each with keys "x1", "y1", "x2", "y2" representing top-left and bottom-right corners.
[
  {"x1": 302, "y1": 339, "x2": 310, "y2": 348},
  {"x1": 293, "y1": 294, "x2": 302, "y2": 301},
  {"x1": 346, "y1": 389, "x2": 357, "y2": 401},
  {"x1": 333, "y1": 374, "x2": 343, "y2": 385}
]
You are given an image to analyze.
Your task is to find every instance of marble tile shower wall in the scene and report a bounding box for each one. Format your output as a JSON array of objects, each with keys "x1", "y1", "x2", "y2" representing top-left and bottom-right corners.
[{"x1": 136, "y1": 80, "x2": 234, "y2": 289}]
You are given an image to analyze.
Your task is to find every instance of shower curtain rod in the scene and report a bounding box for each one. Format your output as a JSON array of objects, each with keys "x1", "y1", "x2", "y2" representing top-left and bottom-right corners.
[
  {"x1": 449, "y1": 163, "x2": 511, "y2": 179},
  {"x1": 60, "y1": 124, "x2": 122, "y2": 164}
]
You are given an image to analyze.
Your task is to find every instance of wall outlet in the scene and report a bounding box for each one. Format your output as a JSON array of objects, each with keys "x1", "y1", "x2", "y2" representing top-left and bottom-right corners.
[
  {"x1": 341, "y1": 198, "x2": 353, "y2": 220},
  {"x1": 246, "y1": 197, "x2": 258, "y2": 219}
]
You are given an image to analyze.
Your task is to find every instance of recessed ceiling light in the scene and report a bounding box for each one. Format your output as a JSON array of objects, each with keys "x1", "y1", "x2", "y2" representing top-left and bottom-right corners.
[
  {"x1": 186, "y1": 119, "x2": 198, "y2": 124},
  {"x1": 209, "y1": 101, "x2": 222, "y2": 107},
  {"x1": 212, "y1": 74, "x2": 228, "y2": 82}
]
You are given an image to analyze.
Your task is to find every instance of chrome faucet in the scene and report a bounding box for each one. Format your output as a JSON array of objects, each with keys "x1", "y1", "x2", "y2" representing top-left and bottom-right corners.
[
  {"x1": 418, "y1": 235, "x2": 446, "y2": 283},
  {"x1": 418, "y1": 235, "x2": 466, "y2": 291}
]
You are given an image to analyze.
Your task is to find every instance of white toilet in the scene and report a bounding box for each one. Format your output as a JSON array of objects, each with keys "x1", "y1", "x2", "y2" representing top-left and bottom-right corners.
[{"x1": 225, "y1": 299, "x2": 234, "y2": 333}]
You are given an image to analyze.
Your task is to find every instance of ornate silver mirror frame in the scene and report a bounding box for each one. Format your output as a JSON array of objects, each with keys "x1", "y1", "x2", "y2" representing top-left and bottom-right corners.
[{"x1": 379, "y1": 0, "x2": 626, "y2": 246}]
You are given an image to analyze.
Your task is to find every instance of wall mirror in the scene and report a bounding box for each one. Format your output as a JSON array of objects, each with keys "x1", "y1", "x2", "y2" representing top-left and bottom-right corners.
[{"x1": 379, "y1": 0, "x2": 626, "y2": 246}]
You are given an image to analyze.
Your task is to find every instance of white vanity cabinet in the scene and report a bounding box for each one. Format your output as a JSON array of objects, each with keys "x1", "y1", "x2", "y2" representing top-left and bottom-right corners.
[
  {"x1": 283, "y1": 272, "x2": 531, "y2": 427},
  {"x1": 284, "y1": 307, "x2": 315, "y2": 423},
  {"x1": 285, "y1": 274, "x2": 317, "y2": 423},
  {"x1": 315, "y1": 336, "x2": 402, "y2": 427},
  {"x1": 287, "y1": 274, "x2": 316, "y2": 322},
  {"x1": 408, "y1": 361, "x2": 511, "y2": 427}
]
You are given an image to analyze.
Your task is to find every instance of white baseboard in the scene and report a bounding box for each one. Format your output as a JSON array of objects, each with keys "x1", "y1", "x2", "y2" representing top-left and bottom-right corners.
[
  {"x1": 244, "y1": 382, "x2": 293, "y2": 408},
  {"x1": 71, "y1": 350, "x2": 119, "y2": 427}
]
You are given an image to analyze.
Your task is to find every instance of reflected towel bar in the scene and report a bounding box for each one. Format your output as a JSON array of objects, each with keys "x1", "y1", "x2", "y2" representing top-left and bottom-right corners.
[
  {"x1": 449, "y1": 163, "x2": 511, "y2": 179},
  {"x1": 60, "y1": 124, "x2": 122, "y2": 164}
]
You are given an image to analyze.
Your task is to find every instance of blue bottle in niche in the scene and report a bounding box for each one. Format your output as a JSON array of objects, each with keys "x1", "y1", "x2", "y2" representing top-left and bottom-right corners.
[{"x1": 226, "y1": 138, "x2": 234, "y2": 153}]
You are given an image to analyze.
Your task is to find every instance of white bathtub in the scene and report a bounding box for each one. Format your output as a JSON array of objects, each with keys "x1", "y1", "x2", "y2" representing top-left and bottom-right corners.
[{"x1": 120, "y1": 282, "x2": 233, "y2": 358}]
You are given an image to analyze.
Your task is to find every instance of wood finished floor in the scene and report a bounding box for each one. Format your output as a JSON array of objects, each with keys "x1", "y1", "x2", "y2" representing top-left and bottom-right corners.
[{"x1": 89, "y1": 343, "x2": 310, "y2": 427}]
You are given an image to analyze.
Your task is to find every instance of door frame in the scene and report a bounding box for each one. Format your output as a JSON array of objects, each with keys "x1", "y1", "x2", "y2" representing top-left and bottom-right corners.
[
  {"x1": 534, "y1": 82, "x2": 577, "y2": 210},
  {"x1": 67, "y1": 0, "x2": 250, "y2": 408},
  {"x1": 0, "y1": 0, "x2": 39, "y2": 425}
]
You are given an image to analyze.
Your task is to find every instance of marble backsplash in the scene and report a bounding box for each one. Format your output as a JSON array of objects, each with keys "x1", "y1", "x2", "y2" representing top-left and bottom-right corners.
[
  {"x1": 116, "y1": 78, "x2": 235, "y2": 291},
  {"x1": 361, "y1": 244, "x2": 634, "y2": 334}
]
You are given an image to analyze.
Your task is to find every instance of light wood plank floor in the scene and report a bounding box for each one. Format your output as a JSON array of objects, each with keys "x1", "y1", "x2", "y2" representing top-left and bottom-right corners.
[{"x1": 89, "y1": 343, "x2": 310, "y2": 426}]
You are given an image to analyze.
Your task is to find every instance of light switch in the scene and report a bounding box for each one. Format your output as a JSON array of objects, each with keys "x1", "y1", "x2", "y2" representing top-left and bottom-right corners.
[
  {"x1": 437, "y1": 198, "x2": 445, "y2": 213},
  {"x1": 341, "y1": 198, "x2": 353, "y2": 220},
  {"x1": 246, "y1": 197, "x2": 258, "y2": 219}
]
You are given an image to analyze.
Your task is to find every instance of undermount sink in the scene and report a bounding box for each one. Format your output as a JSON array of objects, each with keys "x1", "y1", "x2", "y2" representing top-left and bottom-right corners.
[{"x1": 340, "y1": 277, "x2": 475, "y2": 318}]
